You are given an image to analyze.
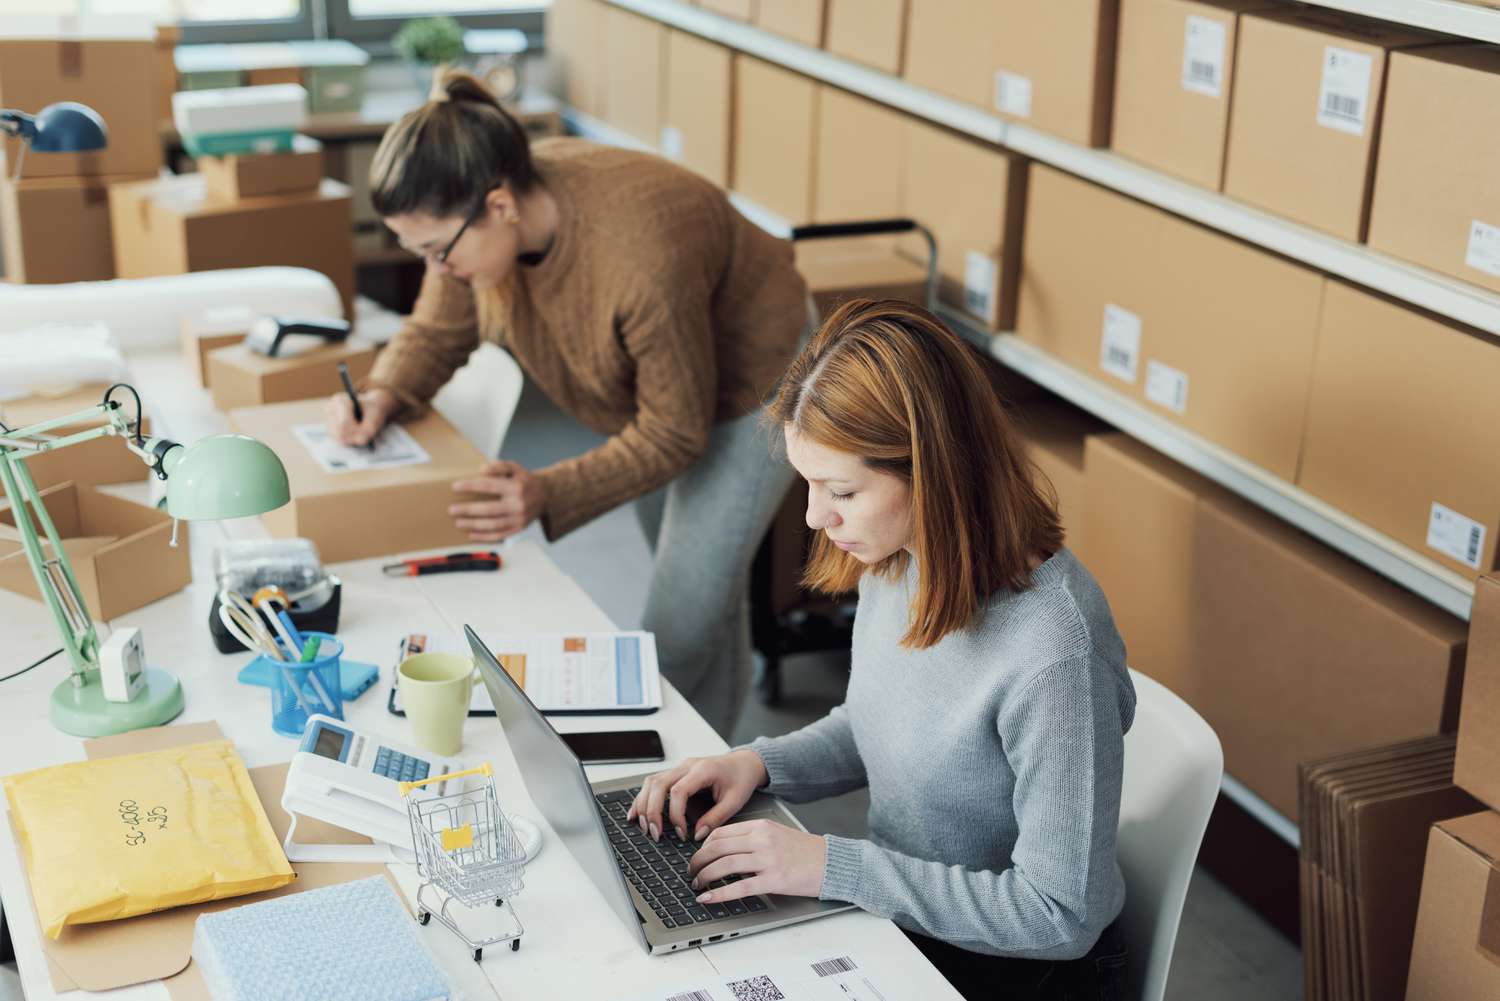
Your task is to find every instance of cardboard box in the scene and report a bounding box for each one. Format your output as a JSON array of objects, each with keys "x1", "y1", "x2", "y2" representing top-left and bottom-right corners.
[
  {"x1": 903, "y1": 0, "x2": 1118, "y2": 147},
  {"x1": 0, "y1": 23, "x2": 164, "y2": 180},
  {"x1": 602, "y1": 7, "x2": 667, "y2": 147},
  {"x1": 226, "y1": 400, "x2": 489, "y2": 563},
  {"x1": 1457, "y1": 576, "x2": 1500, "y2": 811},
  {"x1": 1298, "y1": 281, "x2": 1500, "y2": 579},
  {"x1": 0, "y1": 385, "x2": 152, "y2": 490},
  {"x1": 1017, "y1": 164, "x2": 1323, "y2": 480},
  {"x1": 825, "y1": 0, "x2": 908, "y2": 75},
  {"x1": 795, "y1": 241, "x2": 927, "y2": 316},
  {"x1": 1188, "y1": 491, "x2": 1468, "y2": 820},
  {"x1": 546, "y1": 0, "x2": 605, "y2": 118},
  {"x1": 180, "y1": 305, "x2": 254, "y2": 387},
  {"x1": 1223, "y1": 8, "x2": 1438, "y2": 241},
  {"x1": 154, "y1": 23, "x2": 179, "y2": 126},
  {"x1": 1368, "y1": 44, "x2": 1500, "y2": 296},
  {"x1": 199, "y1": 135, "x2": 324, "y2": 202},
  {"x1": 0, "y1": 171, "x2": 153, "y2": 284},
  {"x1": 208, "y1": 340, "x2": 375, "y2": 413},
  {"x1": 661, "y1": 31, "x2": 734, "y2": 187},
  {"x1": 1112, "y1": 0, "x2": 1277, "y2": 190},
  {"x1": 1406, "y1": 812, "x2": 1500, "y2": 1001},
  {"x1": 1015, "y1": 399, "x2": 1106, "y2": 555},
  {"x1": 733, "y1": 57, "x2": 818, "y2": 223},
  {"x1": 697, "y1": 0, "x2": 756, "y2": 21},
  {"x1": 813, "y1": 86, "x2": 906, "y2": 254},
  {"x1": 899, "y1": 117, "x2": 1026, "y2": 330},
  {"x1": 0, "y1": 481, "x2": 191, "y2": 621},
  {"x1": 1080, "y1": 433, "x2": 1224, "y2": 699},
  {"x1": 109, "y1": 174, "x2": 355, "y2": 317},
  {"x1": 755, "y1": 0, "x2": 826, "y2": 47}
]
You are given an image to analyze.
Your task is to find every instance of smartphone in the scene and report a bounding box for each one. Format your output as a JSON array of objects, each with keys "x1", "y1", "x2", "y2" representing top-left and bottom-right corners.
[{"x1": 560, "y1": 729, "x2": 666, "y2": 765}]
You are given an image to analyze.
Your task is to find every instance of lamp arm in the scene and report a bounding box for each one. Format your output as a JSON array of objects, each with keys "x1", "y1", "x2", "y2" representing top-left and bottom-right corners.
[
  {"x1": 0, "y1": 110, "x2": 35, "y2": 140},
  {"x1": 0, "y1": 450, "x2": 99, "y2": 684}
]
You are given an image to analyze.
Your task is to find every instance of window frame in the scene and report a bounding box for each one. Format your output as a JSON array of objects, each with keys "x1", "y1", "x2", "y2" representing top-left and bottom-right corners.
[{"x1": 325, "y1": 1, "x2": 546, "y2": 47}]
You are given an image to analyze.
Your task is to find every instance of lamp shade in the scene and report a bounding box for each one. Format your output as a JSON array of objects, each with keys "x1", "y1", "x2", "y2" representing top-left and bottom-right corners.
[
  {"x1": 163, "y1": 434, "x2": 290, "y2": 521},
  {"x1": 30, "y1": 101, "x2": 108, "y2": 153}
]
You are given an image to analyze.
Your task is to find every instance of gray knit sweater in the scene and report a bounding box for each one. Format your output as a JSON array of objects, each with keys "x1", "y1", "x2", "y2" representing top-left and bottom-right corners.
[{"x1": 748, "y1": 548, "x2": 1136, "y2": 961}]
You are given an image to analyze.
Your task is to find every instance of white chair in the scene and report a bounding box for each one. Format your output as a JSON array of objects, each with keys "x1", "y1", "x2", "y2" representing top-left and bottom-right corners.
[
  {"x1": 1116, "y1": 668, "x2": 1224, "y2": 1001},
  {"x1": 0, "y1": 267, "x2": 343, "y2": 350},
  {"x1": 432, "y1": 341, "x2": 526, "y2": 458}
]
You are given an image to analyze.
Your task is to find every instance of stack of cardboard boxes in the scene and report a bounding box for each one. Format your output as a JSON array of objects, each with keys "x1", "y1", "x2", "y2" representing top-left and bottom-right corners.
[
  {"x1": 1406, "y1": 577, "x2": 1500, "y2": 1000},
  {"x1": 0, "y1": 19, "x2": 164, "y2": 284}
]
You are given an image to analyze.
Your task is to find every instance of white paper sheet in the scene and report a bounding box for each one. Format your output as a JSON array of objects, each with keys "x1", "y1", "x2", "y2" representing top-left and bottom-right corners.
[
  {"x1": 620, "y1": 953, "x2": 891, "y2": 1001},
  {"x1": 292, "y1": 422, "x2": 431, "y2": 474}
]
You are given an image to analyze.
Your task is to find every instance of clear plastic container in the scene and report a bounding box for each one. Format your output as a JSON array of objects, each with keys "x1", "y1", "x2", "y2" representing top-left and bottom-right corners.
[{"x1": 215, "y1": 538, "x2": 325, "y2": 599}]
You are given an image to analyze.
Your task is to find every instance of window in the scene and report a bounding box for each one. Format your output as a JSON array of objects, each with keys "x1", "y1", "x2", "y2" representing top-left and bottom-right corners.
[{"x1": 327, "y1": 0, "x2": 547, "y2": 46}]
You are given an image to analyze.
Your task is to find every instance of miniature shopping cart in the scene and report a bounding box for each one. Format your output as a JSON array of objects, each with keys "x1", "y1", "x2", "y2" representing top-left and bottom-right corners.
[{"x1": 400, "y1": 763, "x2": 526, "y2": 961}]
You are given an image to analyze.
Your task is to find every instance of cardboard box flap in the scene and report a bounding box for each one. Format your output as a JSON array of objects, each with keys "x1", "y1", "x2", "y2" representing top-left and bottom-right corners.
[
  {"x1": 15, "y1": 721, "x2": 384, "y2": 995},
  {"x1": 1436, "y1": 812, "x2": 1500, "y2": 967}
]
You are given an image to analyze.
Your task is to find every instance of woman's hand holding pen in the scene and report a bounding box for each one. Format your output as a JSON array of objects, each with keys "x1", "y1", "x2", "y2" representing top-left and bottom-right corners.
[
  {"x1": 449, "y1": 460, "x2": 547, "y2": 541},
  {"x1": 325, "y1": 386, "x2": 399, "y2": 446}
]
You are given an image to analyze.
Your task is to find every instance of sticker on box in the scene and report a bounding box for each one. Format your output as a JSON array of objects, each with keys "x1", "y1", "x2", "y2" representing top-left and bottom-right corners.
[
  {"x1": 1316, "y1": 46, "x2": 1373, "y2": 136},
  {"x1": 963, "y1": 251, "x2": 999, "y2": 324},
  {"x1": 659, "y1": 125, "x2": 684, "y2": 162},
  {"x1": 1465, "y1": 220, "x2": 1500, "y2": 281},
  {"x1": 993, "y1": 71, "x2": 1033, "y2": 119},
  {"x1": 1099, "y1": 304, "x2": 1141, "y2": 384},
  {"x1": 292, "y1": 422, "x2": 431, "y2": 474},
  {"x1": 1427, "y1": 501, "x2": 1486, "y2": 570},
  {"x1": 1145, "y1": 360, "x2": 1189, "y2": 414},
  {"x1": 1181, "y1": 16, "x2": 1227, "y2": 98}
]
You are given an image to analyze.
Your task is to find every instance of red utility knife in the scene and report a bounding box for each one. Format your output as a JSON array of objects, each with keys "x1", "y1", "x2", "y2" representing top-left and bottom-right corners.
[{"x1": 382, "y1": 551, "x2": 502, "y2": 577}]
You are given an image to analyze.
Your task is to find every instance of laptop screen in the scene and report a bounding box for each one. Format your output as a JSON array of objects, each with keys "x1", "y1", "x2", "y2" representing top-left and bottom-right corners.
[{"x1": 466, "y1": 625, "x2": 649, "y2": 950}]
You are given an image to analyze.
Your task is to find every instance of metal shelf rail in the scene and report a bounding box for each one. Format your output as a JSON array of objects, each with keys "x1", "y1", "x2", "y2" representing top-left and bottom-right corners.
[{"x1": 602, "y1": 0, "x2": 1500, "y2": 340}]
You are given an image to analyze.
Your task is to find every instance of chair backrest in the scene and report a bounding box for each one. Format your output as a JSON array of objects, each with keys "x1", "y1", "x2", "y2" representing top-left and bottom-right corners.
[
  {"x1": 432, "y1": 342, "x2": 525, "y2": 458},
  {"x1": 1117, "y1": 669, "x2": 1224, "y2": 1001}
]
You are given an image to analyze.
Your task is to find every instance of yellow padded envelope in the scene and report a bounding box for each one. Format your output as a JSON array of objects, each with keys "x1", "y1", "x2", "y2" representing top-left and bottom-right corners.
[{"x1": 3, "y1": 739, "x2": 295, "y2": 939}]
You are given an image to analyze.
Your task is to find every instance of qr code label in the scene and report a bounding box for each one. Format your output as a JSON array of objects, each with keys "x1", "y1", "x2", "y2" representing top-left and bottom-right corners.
[{"x1": 727, "y1": 975, "x2": 787, "y2": 1001}]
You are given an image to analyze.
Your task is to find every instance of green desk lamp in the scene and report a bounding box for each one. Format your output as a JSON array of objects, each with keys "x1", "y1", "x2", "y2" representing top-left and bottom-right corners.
[{"x1": 0, "y1": 387, "x2": 290, "y2": 736}]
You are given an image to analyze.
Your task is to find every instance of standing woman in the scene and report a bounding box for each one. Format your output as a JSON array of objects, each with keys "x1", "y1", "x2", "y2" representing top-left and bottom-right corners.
[
  {"x1": 327, "y1": 70, "x2": 813, "y2": 736},
  {"x1": 629, "y1": 299, "x2": 1136, "y2": 1000}
]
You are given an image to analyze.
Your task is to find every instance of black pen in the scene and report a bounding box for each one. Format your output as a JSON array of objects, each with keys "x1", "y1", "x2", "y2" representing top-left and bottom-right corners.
[{"x1": 337, "y1": 361, "x2": 373, "y2": 450}]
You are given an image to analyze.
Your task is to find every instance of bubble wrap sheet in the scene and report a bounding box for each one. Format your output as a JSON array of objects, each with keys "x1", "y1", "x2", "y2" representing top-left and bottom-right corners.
[{"x1": 192, "y1": 876, "x2": 450, "y2": 1001}]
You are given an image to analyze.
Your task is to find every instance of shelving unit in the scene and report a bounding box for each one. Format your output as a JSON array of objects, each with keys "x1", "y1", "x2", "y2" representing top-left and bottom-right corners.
[{"x1": 602, "y1": 0, "x2": 1500, "y2": 340}]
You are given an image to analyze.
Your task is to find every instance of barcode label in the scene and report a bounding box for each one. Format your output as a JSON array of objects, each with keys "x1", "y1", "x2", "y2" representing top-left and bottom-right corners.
[
  {"x1": 964, "y1": 251, "x2": 999, "y2": 324},
  {"x1": 667, "y1": 992, "x2": 715, "y2": 1001},
  {"x1": 1427, "y1": 502, "x2": 1487, "y2": 569},
  {"x1": 1181, "y1": 16, "x2": 1227, "y2": 97},
  {"x1": 1145, "y1": 359, "x2": 1189, "y2": 414},
  {"x1": 660, "y1": 125, "x2": 685, "y2": 161},
  {"x1": 812, "y1": 956, "x2": 858, "y2": 977},
  {"x1": 1316, "y1": 47, "x2": 1372, "y2": 135},
  {"x1": 1465, "y1": 219, "x2": 1500, "y2": 280},
  {"x1": 994, "y1": 70, "x2": 1033, "y2": 118},
  {"x1": 1099, "y1": 304, "x2": 1142, "y2": 384}
]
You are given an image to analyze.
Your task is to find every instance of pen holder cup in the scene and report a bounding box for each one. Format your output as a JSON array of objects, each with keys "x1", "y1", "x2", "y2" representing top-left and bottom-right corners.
[{"x1": 267, "y1": 632, "x2": 345, "y2": 737}]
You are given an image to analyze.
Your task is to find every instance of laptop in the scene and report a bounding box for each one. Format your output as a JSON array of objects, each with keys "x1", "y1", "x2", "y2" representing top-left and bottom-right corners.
[{"x1": 467, "y1": 625, "x2": 853, "y2": 954}]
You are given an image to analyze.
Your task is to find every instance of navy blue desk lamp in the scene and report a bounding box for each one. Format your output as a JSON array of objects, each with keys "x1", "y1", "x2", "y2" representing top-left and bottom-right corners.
[{"x1": 0, "y1": 101, "x2": 108, "y2": 178}]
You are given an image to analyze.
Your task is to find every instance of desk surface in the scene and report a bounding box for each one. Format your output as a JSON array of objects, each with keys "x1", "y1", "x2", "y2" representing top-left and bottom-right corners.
[{"x1": 0, "y1": 349, "x2": 958, "y2": 1001}]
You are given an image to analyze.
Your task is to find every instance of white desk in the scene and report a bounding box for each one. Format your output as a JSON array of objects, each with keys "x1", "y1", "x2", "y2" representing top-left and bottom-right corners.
[{"x1": 0, "y1": 350, "x2": 960, "y2": 1000}]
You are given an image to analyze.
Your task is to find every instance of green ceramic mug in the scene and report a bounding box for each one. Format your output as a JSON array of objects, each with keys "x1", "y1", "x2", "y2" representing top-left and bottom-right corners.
[{"x1": 397, "y1": 652, "x2": 477, "y2": 756}]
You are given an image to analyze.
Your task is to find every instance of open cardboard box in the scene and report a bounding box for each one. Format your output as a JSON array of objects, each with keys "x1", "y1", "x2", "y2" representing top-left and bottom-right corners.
[
  {"x1": 0, "y1": 481, "x2": 190, "y2": 621},
  {"x1": 0, "y1": 384, "x2": 153, "y2": 490},
  {"x1": 227, "y1": 400, "x2": 488, "y2": 563},
  {"x1": 6, "y1": 721, "x2": 383, "y2": 999}
]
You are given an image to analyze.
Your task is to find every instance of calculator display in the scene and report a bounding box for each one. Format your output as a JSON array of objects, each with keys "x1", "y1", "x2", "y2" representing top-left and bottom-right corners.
[{"x1": 312, "y1": 726, "x2": 347, "y2": 760}]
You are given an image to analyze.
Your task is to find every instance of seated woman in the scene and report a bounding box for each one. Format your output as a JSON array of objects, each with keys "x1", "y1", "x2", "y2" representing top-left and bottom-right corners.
[{"x1": 628, "y1": 298, "x2": 1136, "y2": 1000}]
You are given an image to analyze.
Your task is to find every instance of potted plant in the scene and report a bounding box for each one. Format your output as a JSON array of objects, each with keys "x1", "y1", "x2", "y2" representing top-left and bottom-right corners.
[{"x1": 393, "y1": 16, "x2": 466, "y2": 98}]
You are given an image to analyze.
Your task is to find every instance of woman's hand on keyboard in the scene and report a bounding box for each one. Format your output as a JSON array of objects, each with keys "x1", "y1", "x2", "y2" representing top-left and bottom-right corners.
[
  {"x1": 686, "y1": 818, "x2": 827, "y2": 904},
  {"x1": 627, "y1": 749, "x2": 768, "y2": 842}
]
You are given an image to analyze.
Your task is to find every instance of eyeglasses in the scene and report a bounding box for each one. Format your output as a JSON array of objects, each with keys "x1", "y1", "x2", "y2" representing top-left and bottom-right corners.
[{"x1": 401, "y1": 202, "x2": 485, "y2": 264}]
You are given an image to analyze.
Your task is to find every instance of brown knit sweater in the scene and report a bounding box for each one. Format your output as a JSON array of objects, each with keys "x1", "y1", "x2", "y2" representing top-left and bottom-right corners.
[{"x1": 366, "y1": 138, "x2": 810, "y2": 540}]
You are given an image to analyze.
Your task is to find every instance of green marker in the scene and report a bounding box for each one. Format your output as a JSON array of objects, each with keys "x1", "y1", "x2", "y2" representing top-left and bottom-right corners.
[{"x1": 298, "y1": 636, "x2": 322, "y2": 663}]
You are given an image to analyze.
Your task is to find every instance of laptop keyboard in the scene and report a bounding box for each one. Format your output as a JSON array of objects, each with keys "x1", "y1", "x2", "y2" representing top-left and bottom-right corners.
[{"x1": 595, "y1": 789, "x2": 769, "y2": 929}]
